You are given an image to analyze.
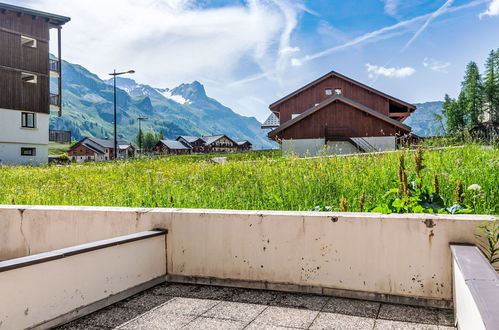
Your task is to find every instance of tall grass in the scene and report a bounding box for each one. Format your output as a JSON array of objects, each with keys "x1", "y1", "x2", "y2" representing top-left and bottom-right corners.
[{"x1": 0, "y1": 145, "x2": 497, "y2": 214}]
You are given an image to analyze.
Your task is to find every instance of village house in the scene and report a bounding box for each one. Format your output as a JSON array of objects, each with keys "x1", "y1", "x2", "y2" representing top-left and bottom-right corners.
[
  {"x1": 263, "y1": 70, "x2": 418, "y2": 155},
  {"x1": 0, "y1": 3, "x2": 70, "y2": 165},
  {"x1": 202, "y1": 135, "x2": 239, "y2": 153},
  {"x1": 153, "y1": 139, "x2": 191, "y2": 155},
  {"x1": 236, "y1": 140, "x2": 252, "y2": 151},
  {"x1": 68, "y1": 137, "x2": 135, "y2": 162},
  {"x1": 176, "y1": 136, "x2": 206, "y2": 153}
]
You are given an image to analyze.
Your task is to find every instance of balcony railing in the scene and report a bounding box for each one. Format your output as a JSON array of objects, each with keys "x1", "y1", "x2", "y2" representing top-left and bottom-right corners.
[
  {"x1": 49, "y1": 130, "x2": 71, "y2": 144},
  {"x1": 50, "y1": 93, "x2": 60, "y2": 106},
  {"x1": 49, "y1": 59, "x2": 60, "y2": 73}
]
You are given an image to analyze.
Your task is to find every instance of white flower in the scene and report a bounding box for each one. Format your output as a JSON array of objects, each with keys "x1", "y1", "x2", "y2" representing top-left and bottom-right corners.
[{"x1": 467, "y1": 184, "x2": 481, "y2": 191}]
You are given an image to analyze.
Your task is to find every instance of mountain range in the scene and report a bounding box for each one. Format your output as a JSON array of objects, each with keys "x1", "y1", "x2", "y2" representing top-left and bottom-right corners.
[
  {"x1": 50, "y1": 60, "x2": 275, "y2": 148},
  {"x1": 49, "y1": 59, "x2": 445, "y2": 145}
]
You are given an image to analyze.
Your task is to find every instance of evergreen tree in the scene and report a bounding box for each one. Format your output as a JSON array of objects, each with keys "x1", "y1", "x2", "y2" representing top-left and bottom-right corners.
[
  {"x1": 158, "y1": 129, "x2": 165, "y2": 140},
  {"x1": 483, "y1": 49, "x2": 499, "y2": 122},
  {"x1": 461, "y1": 61, "x2": 483, "y2": 126},
  {"x1": 442, "y1": 94, "x2": 464, "y2": 136},
  {"x1": 136, "y1": 129, "x2": 144, "y2": 150},
  {"x1": 142, "y1": 132, "x2": 158, "y2": 152}
]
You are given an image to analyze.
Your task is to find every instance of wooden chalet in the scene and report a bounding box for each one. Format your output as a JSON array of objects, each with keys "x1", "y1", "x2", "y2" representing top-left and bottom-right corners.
[
  {"x1": 236, "y1": 140, "x2": 252, "y2": 151},
  {"x1": 202, "y1": 135, "x2": 239, "y2": 153},
  {"x1": 68, "y1": 137, "x2": 135, "y2": 162},
  {"x1": 176, "y1": 136, "x2": 206, "y2": 153},
  {"x1": 0, "y1": 3, "x2": 70, "y2": 165},
  {"x1": 263, "y1": 70, "x2": 417, "y2": 155},
  {"x1": 154, "y1": 139, "x2": 191, "y2": 155}
]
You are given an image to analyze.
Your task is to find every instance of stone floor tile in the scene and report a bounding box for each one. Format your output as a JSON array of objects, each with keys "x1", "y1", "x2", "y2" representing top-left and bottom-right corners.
[
  {"x1": 117, "y1": 312, "x2": 196, "y2": 330},
  {"x1": 378, "y1": 304, "x2": 439, "y2": 325},
  {"x1": 150, "y1": 283, "x2": 198, "y2": 296},
  {"x1": 374, "y1": 319, "x2": 440, "y2": 330},
  {"x1": 115, "y1": 292, "x2": 175, "y2": 312},
  {"x1": 322, "y1": 296, "x2": 380, "y2": 318},
  {"x1": 272, "y1": 292, "x2": 329, "y2": 311},
  {"x1": 153, "y1": 297, "x2": 220, "y2": 316},
  {"x1": 245, "y1": 322, "x2": 297, "y2": 330},
  {"x1": 309, "y1": 312, "x2": 375, "y2": 330},
  {"x1": 182, "y1": 316, "x2": 247, "y2": 330},
  {"x1": 253, "y1": 306, "x2": 319, "y2": 329},
  {"x1": 230, "y1": 288, "x2": 280, "y2": 305},
  {"x1": 436, "y1": 309, "x2": 455, "y2": 326},
  {"x1": 186, "y1": 285, "x2": 238, "y2": 300},
  {"x1": 202, "y1": 301, "x2": 267, "y2": 321},
  {"x1": 77, "y1": 306, "x2": 145, "y2": 328},
  {"x1": 56, "y1": 321, "x2": 108, "y2": 330}
]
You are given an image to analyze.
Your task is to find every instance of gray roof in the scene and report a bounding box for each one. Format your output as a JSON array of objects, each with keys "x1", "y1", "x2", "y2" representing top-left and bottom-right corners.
[
  {"x1": 0, "y1": 3, "x2": 71, "y2": 26},
  {"x1": 177, "y1": 136, "x2": 205, "y2": 143},
  {"x1": 89, "y1": 138, "x2": 131, "y2": 149},
  {"x1": 159, "y1": 140, "x2": 191, "y2": 150},
  {"x1": 236, "y1": 140, "x2": 251, "y2": 145},
  {"x1": 269, "y1": 94, "x2": 411, "y2": 137}
]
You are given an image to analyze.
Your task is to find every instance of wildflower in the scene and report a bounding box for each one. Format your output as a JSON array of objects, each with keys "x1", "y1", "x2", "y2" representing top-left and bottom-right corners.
[{"x1": 467, "y1": 184, "x2": 481, "y2": 191}]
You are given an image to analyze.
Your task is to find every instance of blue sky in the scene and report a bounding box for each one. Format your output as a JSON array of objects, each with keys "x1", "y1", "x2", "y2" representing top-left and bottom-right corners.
[{"x1": 16, "y1": 0, "x2": 499, "y2": 121}]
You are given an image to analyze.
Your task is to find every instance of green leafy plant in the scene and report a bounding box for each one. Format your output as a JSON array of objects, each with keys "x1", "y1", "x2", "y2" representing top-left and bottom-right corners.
[
  {"x1": 475, "y1": 220, "x2": 499, "y2": 270},
  {"x1": 371, "y1": 149, "x2": 474, "y2": 214}
]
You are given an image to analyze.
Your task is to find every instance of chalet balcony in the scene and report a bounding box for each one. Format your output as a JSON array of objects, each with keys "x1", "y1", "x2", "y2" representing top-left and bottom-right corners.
[
  {"x1": 49, "y1": 58, "x2": 60, "y2": 75},
  {"x1": 49, "y1": 93, "x2": 60, "y2": 106},
  {"x1": 0, "y1": 206, "x2": 496, "y2": 329},
  {"x1": 49, "y1": 129, "x2": 71, "y2": 144}
]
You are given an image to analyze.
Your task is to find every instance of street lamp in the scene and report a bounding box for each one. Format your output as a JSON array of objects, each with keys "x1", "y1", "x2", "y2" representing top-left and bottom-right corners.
[
  {"x1": 109, "y1": 69, "x2": 135, "y2": 159},
  {"x1": 137, "y1": 117, "x2": 148, "y2": 155}
]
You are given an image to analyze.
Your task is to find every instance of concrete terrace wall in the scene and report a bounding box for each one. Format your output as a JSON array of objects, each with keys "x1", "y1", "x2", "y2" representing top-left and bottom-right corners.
[{"x1": 0, "y1": 205, "x2": 494, "y2": 306}]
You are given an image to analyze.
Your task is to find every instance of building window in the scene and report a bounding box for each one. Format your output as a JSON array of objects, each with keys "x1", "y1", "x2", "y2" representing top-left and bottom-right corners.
[
  {"x1": 21, "y1": 147, "x2": 36, "y2": 156},
  {"x1": 21, "y1": 112, "x2": 36, "y2": 128},
  {"x1": 335, "y1": 88, "x2": 342, "y2": 95},
  {"x1": 21, "y1": 35, "x2": 37, "y2": 48},
  {"x1": 325, "y1": 88, "x2": 333, "y2": 95},
  {"x1": 21, "y1": 72, "x2": 37, "y2": 84}
]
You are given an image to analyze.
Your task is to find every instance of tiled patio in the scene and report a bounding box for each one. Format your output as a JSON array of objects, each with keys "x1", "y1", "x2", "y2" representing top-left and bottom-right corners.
[{"x1": 57, "y1": 283, "x2": 455, "y2": 330}]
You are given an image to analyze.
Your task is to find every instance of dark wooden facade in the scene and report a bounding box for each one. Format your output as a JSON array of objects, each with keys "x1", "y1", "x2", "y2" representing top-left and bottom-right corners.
[
  {"x1": 270, "y1": 71, "x2": 416, "y2": 124},
  {"x1": 0, "y1": 4, "x2": 69, "y2": 114},
  {"x1": 270, "y1": 99, "x2": 410, "y2": 140}
]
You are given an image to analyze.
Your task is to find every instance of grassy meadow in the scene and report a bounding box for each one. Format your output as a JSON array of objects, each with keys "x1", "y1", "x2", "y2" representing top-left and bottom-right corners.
[{"x1": 0, "y1": 146, "x2": 497, "y2": 214}]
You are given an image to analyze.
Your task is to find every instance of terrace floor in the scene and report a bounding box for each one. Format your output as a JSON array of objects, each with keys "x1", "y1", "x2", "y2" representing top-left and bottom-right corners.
[{"x1": 57, "y1": 283, "x2": 455, "y2": 330}]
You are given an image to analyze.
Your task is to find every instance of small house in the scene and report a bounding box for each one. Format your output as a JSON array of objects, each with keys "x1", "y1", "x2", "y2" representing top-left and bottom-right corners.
[
  {"x1": 68, "y1": 137, "x2": 135, "y2": 162},
  {"x1": 236, "y1": 140, "x2": 252, "y2": 151},
  {"x1": 154, "y1": 139, "x2": 191, "y2": 155}
]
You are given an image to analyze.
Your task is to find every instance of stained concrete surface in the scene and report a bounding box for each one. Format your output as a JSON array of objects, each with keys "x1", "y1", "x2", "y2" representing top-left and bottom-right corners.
[{"x1": 56, "y1": 283, "x2": 455, "y2": 330}]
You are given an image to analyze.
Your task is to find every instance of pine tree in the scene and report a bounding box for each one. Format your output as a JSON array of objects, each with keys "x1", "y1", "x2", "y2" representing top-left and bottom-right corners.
[
  {"x1": 483, "y1": 50, "x2": 499, "y2": 122},
  {"x1": 158, "y1": 129, "x2": 165, "y2": 140},
  {"x1": 461, "y1": 61, "x2": 483, "y2": 126},
  {"x1": 442, "y1": 94, "x2": 464, "y2": 136}
]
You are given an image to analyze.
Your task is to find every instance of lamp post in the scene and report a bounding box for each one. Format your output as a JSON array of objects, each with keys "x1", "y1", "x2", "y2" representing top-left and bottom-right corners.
[
  {"x1": 109, "y1": 69, "x2": 135, "y2": 159},
  {"x1": 137, "y1": 117, "x2": 148, "y2": 155}
]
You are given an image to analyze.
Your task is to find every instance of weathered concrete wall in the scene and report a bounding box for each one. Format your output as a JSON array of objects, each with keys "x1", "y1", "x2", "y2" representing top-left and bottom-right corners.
[
  {"x1": 0, "y1": 232, "x2": 166, "y2": 330},
  {"x1": 0, "y1": 205, "x2": 494, "y2": 305},
  {"x1": 282, "y1": 138, "x2": 325, "y2": 156}
]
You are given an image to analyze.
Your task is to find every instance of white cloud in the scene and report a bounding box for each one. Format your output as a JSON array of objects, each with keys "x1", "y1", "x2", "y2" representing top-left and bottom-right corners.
[
  {"x1": 366, "y1": 64, "x2": 416, "y2": 78},
  {"x1": 422, "y1": 57, "x2": 451, "y2": 73},
  {"x1": 479, "y1": 0, "x2": 499, "y2": 18},
  {"x1": 32, "y1": 0, "x2": 303, "y2": 90},
  {"x1": 382, "y1": 0, "x2": 399, "y2": 16},
  {"x1": 290, "y1": 58, "x2": 303, "y2": 67}
]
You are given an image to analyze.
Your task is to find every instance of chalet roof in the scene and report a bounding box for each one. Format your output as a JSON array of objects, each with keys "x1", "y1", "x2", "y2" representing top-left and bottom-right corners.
[
  {"x1": 177, "y1": 136, "x2": 206, "y2": 143},
  {"x1": 159, "y1": 140, "x2": 191, "y2": 150},
  {"x1": 268, "y1": 94, "x2": 411, "y2": 138},
  {"x1": 236, "y1": 140, "x2": 251, "y2": 145},
  {"x1": 80, "y1": 142, "x2": 105, "y2": 155},
  {"x1": 90, "y1": 138, "x2": 131, "y2": 149},
  {"x1": 269, "y1": 70, "x2": 416, "y2": 111},
  {"x1": 0, "y1": 3, "x2": 71, "y2": 26}
]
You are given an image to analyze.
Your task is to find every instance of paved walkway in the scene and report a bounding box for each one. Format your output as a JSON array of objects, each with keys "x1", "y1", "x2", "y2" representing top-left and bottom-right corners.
[{"x1": 58, "y1": 283, "x2": 455, "y2": 330}]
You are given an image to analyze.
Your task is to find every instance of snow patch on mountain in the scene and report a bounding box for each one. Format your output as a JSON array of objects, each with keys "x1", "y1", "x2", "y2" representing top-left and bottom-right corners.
[{"x1": 158, "y1": 89, "x2": 191, "y2": 105}]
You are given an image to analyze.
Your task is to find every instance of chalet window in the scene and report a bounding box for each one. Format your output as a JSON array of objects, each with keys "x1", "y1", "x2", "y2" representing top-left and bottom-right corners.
[
  {"x1": 21, "y1": 72, "x2": 37, "y2": 84},
  {"x1": 21, "y1": 112, "x2": 36, "y2": 128},
  {"x1": 21, "y1": 35, "x2": 37, "y2": 48},
  {"x1": 335, "y1": 88, "x2": 342, "y2": 95},
  {"x1": 325, "y1": 88, "x2": 332, "y2": 96},
  {"x1": 20, "y1": 147, "x2": 36, "y2": 156}
]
